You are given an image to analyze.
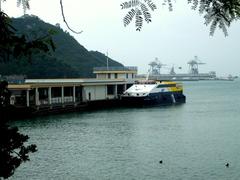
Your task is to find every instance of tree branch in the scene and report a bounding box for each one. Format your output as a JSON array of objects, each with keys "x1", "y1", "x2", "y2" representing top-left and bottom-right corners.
[
  {"x1": 59, "y1": 0, "x2": 83, "y2": 34},
  {"x1": 11, "y1": 150, "x2": 22, "y2": 159}
]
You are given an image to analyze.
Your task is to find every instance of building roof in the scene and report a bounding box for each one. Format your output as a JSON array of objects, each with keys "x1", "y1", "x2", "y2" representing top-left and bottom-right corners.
[
  {"x1": 8, "y1": 78, "x2": 135, "y2": 90},
  {"x1": 8, "y1": 84, "x2": 32, "y2": 90},
  {"x1": 93, "y1": 66, "x2": 137, "y2": 74}
]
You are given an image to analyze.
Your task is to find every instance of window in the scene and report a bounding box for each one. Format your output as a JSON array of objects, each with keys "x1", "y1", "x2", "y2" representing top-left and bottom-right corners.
[
  {"x1": 107, "y1": 85, "x2": 114, "y2": 95},
  {"x1": 38, "y1": 88, "x2": 48, "y2": 99},
  {"x1": 114, "y1": 73, "x2": 118, "y2": 79},
  {"x1": 157, "y1": 84, "x2": 175, "y2": 88},
  {"x1": 132, "y1": 73, "x2": 134, "y2": 78},
  {"x1": 108, "y1": 73, "x2": 111, "y2": 79},
  {"x1": 64, "y1": 87, "x2": 73, "y2": 96},
  {"x1": 126, "y1": 73, "x2": 128, "y2": 79},
  {"x1": 52, "y1": 87, "x2": 61, "y2": 97},
  {"x1": 88, "y1": 92, "x2": 91, "y2": 100},
  {"x1": 117, "y1": 85, "x2": 124, "y2": 95},
  {"x1": 127, "y1": 84, "x2": 133, "y2": 89}
]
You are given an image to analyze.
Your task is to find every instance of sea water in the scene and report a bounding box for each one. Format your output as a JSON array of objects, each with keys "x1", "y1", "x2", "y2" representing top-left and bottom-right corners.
[{"x1": 10, "y1": 80, "x2": 240, "y2": 180}]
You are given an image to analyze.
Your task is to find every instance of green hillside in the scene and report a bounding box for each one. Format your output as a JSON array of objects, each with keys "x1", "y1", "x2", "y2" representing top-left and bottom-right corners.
[{"x1": 0, "y1": 15, "x2": 123, "y2": 78}]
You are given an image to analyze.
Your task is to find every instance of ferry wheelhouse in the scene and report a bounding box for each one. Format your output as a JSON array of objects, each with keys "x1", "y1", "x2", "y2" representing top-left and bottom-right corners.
[{"x1": 121, "y1": 80, "x2": 186, "y2": 105}]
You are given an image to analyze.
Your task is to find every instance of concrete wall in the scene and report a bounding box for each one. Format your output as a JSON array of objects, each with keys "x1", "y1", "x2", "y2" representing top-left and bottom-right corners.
[
  {"x1": 118, "y1": 74, "x2": 126, "y2": 79},
  {"x1": 97, "y1": 74, "x2": 107, "y2": 79},
  {"x1": 108, "y1": 73, "x2": 133, "y2": 79},
  {"x1": 110, "y1": 74, "x2": 115, "y2": 79},
  {"x1": 96, "y1": 73, "x2": 136, "y2": 80},
  {"x1": 127, "y1": 73, "x2": 135, "y2": 79},
  {"x1": 83, "y1": 85, "x2": 107, "y2": 101},
  {"x1": 95, "y1": 86, "x2": 106, "y2": 100}
]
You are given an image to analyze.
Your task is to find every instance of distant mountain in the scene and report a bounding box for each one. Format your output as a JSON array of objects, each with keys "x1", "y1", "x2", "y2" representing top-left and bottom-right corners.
[{"x1": 0, "y1": 15, "x2": 123, "y2": 78}]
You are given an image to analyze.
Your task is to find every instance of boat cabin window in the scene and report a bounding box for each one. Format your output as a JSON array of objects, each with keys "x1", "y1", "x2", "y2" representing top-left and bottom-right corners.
[
  {"x1": 135, "y1": 80, "x2": 155, "y2": 84},
  {"x1": 157, "y1": 84, "x2": 175, "y2": 88}
]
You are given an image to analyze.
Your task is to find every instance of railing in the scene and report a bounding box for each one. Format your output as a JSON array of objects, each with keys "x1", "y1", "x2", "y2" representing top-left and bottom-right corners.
[
  {"x1": 51, "y1": 97, "x2": 62, "y2": 104},
  {"x1": 39, "y1": 99, "x2": 49, "y2": 105},
  {"x1": 93, "y1": 66, "x2": 138, "y2": 71},
  {"x1": 64, "y1": 96, "x2": 73, "y2": 103},
  {"x1": 40, "y1": 96, "x2": 74, "y2": 105}
]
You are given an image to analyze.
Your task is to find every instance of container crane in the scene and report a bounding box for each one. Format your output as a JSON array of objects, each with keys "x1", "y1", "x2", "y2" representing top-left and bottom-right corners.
[{"x1": 188, "y1": 56, "x2": 206, "y2": 75}]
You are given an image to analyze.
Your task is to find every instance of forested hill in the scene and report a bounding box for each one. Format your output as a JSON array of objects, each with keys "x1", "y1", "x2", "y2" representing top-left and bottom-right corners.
[{"x1": 0, "y1": 15, "x2": 123, "y2": 78}]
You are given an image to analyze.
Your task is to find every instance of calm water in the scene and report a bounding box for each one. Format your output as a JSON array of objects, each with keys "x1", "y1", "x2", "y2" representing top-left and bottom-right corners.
[{"x1": 10, "y1": 80, "x2": 240, "y2": 180}]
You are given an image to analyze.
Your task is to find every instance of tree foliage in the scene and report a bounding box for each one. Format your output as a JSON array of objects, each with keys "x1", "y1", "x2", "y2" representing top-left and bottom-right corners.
[
  {"x1": 0, "y1": 15, "x2": 123, "y2": 78},
  {"x1": 1, "y1": 0, "x2": 30, "y2": 14},
  {"x1": 0, "y1": 124, "x2": 37, "y2": 179},
  {"x1": 17, "y1": 0, "x2": 30, "y2": 15},
  {"x1": 121, "y1": 0, "x2": 240, "y2": 35},
  {"x1": 121, "y1": 0, "x2": 157, "y2": 31},
  {"x1": 0, "y1": 12, "x2": 55, "y2": 63},
  {"x1": 0, "y1": 8, "x2": 47, "y2": 180},
  {"x1": 0, "y1": 81, "x2": 38, "y2": 179},
  {"x1": 188, "y1": 0, "x2": 240, "y2": 36}
]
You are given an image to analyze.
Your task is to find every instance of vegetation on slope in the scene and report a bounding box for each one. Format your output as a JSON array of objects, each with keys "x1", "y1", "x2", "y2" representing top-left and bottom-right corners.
[{"x1": 0, "y1": 15, "x2": 123, "y2": 78}]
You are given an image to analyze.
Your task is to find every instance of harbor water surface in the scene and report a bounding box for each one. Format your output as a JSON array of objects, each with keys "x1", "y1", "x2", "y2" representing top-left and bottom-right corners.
[{"x1": 10, "y1": 80, "x2": 240, "y2": 180}]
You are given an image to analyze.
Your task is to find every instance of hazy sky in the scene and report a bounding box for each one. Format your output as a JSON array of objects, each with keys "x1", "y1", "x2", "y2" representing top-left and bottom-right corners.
[{"x1": 2, "y1": 0, "x2": 240, "y2": 76}]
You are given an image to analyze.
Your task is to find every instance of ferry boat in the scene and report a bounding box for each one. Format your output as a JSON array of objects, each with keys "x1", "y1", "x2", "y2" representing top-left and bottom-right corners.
[{"x1": 121, "y1": 80, "x2": 186, "y2": 106}]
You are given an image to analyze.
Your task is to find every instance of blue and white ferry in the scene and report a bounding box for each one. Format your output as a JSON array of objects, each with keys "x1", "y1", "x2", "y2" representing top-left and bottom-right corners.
[{"x1": 121, "y1": 80, "x2": 186, "y2": 105}]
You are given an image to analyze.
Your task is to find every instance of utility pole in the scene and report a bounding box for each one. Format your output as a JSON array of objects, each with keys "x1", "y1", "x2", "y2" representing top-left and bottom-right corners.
[{"x1": 106, "y1": 51, "x2": 109, "y2": 70}]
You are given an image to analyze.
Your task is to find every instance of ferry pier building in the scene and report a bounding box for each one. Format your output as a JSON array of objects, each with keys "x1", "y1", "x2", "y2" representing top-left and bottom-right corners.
[{"x1": 7, "y1": 67, "x2": 138, "y2": 115}]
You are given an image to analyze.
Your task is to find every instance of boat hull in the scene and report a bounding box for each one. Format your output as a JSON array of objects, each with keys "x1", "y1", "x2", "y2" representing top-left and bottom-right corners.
[{"x1": 122, "y1": 92, "x2": 185, "y2": 106}]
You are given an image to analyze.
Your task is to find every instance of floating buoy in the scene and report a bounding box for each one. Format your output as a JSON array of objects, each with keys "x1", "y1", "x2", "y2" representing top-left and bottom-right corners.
[
  {"x1": 159, "y1": 160, "x2": 163, "y2": 164},
  {"x1": 225, "y1": 163, "x2": 229, "y2": 168}
]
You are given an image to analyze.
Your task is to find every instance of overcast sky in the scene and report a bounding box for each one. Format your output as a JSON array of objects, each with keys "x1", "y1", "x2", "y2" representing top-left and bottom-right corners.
[{"x1": 2, "y1": 0, "x2": 240, "y2": 76}]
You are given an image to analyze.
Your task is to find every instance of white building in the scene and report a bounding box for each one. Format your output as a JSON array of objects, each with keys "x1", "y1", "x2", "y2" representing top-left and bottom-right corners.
[{"x1": 8, "y1": 66, "x2": 138, "y2": 109}]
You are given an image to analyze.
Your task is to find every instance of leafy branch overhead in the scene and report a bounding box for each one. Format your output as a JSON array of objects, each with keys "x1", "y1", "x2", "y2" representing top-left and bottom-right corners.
[
  {"x1": 121, "y1": 0, "x2": 157, "y2": 31},
  {"x1": 1, "y1": 0, "x2": 30, "y2": 14},
  {"x1": 188, "y1": 0, "x2": 240, "y2": 36},
  {"x1": 16, "y1": 0, "x2": 30, "y2": 15},
  {"x1": 121, "y1": 0, "x2": 240, "y2": 36},
  {"x1": 0, "y1": 123, "x2": 37, "y2": 179}
]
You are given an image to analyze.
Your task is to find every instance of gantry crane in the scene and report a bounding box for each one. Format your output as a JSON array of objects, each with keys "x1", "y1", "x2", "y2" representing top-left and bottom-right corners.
[
  {"x1": 188, "y1": 56, "x2": 205, "y2": 75},
  {"x1": 148, "y1": 57, "x2": 167, "y2": 75}
]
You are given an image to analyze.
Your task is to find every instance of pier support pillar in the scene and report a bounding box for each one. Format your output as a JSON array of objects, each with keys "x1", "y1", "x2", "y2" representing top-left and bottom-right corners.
[
  {"x1": 35, "y1": 88, "x2": 39, "y2": 106},
  {"x1": 61, "y1": 86, "x2": 64, "y2": 104},
  {"x1": 73, "y1": 86, "x2": 76, "y2": 103},
  {"x1": 114, "y1": 85, "x2": 118, "y2": 98},
  {"x1": 124, "y1": 84, "x2": 127, "y2": 91},
  {"x1": 48, "y1": 87, "x2": 52, "y2": 105},
  {"x1": 26, "y1": 90, "x2": 30, "y2": 107}
]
